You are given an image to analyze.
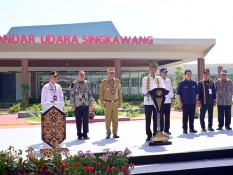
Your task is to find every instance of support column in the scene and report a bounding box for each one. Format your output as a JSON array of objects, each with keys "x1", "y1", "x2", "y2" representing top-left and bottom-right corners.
[
  {"x1": 114, "y1": 59, "x2": 121, "y2": 81},
  {"x1": 31, "y1": 71, "x2": 36, "y2": 99},
  {"x1": 218, "y1": 66, "x2": 223, "y2": 78},
  {"x1": 197, "y1": 58, "x2": 205, "y2": 81},
  {"x1": 21, "y1": 59, "x2": 29, "y2": 101},
  {"x1": 22, "y1": 59, "x2": 28, "y2": 84}
]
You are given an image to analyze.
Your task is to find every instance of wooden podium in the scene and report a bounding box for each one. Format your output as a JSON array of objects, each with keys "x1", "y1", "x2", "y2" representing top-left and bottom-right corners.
[{"x1": 40, "y1": 102, "x2": 66, "y2": 151}]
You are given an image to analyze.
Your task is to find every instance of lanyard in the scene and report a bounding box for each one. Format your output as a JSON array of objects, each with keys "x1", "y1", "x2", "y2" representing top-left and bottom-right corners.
[
  {"x1": 49, "y1": 83, "x2": 56, "y2": 95},
  {"x1": 108, "y1": 79, "x2": 114, "y2": 88}
]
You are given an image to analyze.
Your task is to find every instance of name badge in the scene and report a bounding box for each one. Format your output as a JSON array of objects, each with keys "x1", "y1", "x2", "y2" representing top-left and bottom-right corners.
[
  {"x1": 209, "y1": 89, "x2": 212, "y2": 94},
  {"x1": 111, "y1": 89, "x2": 115, "y2": 94},
  {"x1": 53, "y1": 95, "x2": 57, "y2": 101}
]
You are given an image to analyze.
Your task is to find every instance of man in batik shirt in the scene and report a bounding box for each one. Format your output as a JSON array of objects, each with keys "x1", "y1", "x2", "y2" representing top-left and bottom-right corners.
[
  {"x1": 70, "y1": 70, "x2": 94, "y2": 140},
  {"x1": 215, "y1": 69, "x2": 233, "y2": 130}
]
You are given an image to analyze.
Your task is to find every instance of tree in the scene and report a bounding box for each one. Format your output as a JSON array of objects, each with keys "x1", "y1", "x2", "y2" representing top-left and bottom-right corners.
[
  {"x1": 21, "y1": 83, "x2": 30, "y2": 110},
  {"x1": 21, "y1": 83, "x2": 30, "y2": 102},
  {"x1": 173, "y1": 65, "x2": 184, "y2": 110},
  {"x1": 173, "y1": 65, "x2": 184, "y2": 92}
]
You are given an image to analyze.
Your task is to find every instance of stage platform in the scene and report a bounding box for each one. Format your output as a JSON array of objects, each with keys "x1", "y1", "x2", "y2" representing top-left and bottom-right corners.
[{"x1": 0, "y1": 118, "x2": 233, "y2": 174}]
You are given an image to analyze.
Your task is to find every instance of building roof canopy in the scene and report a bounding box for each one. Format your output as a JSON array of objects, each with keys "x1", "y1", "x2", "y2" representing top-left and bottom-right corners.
[{"x1": 0, "y1": 21, "x2": 216, "y2": 67}]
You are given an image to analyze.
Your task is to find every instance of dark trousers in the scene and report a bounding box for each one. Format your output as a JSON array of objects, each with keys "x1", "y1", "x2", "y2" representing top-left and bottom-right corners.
[
  {"x1": 145, "y1": 105, "x2": 157, "y2": 137},
  {"x1": 217, "y1": 105, "x2": 232, "y2": 128},
  {"x1": 200, "y1": 104, "x2": 214, "y2": 129},
  {"x1": 160, "y1": 103, "x2": 171, "y2": 132},
  {"x1": 182, "y1": 104, "x2": 196, "y2": 131},
  {"x1": 75, "y1": 106, "x2": 89, "y2": 137}
]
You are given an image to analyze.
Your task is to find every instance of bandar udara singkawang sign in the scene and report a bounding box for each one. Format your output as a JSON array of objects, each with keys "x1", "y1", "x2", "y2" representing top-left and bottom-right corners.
[{"x1": 0, "y1": 34, "x2": 154, "y2": 45}]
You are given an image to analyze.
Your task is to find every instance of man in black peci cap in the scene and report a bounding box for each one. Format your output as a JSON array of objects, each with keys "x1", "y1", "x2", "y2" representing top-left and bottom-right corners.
[
  {"x1": 49, "y1": 71, "x2": 58, "y2": 77},
  {"x1": 197, "y1": 69, "x2": 216, "y2": 132}
]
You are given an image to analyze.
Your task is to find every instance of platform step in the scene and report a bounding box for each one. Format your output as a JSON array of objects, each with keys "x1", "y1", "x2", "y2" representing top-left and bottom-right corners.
[{"x1": 132, "y1": 159, "x2": 233, "y2": 175}]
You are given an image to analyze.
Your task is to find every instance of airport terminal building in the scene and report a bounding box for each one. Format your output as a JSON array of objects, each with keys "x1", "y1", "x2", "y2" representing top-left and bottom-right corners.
[{"x1": 0, "y1": 21, "x2": 216, "y2": 101}]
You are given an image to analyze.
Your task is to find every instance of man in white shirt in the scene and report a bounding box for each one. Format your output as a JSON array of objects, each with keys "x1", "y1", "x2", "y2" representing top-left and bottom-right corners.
[
  {"x1": 41, "y1": 71, "x2": 64, "y2": 106},
  {"x1": 40, "y1": 71, "x2": 65, "y2": 149},
  {"x1": 160, "y1": 68, "x2": 174, "y2": 135},
  {"x1": 142, "y1": 62, "x2": 166, "y2": 141}
]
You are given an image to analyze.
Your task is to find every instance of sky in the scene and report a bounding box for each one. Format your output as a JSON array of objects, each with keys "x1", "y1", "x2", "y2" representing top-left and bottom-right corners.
[{"x1": 1, "y1": 0, "x2": 233, "y2": 64}]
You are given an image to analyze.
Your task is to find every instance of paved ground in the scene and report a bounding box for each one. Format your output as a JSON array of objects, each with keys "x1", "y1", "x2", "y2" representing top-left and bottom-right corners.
[
  {"x1": 1, "y1": 112, "x2": 233, "y2": 157},
  {"x1": 1, "y1": 112, "x2": 233, "y2": 174},
  {"x1": 0, "y1": 110, "x2": 183, "y2": 126},
  {"x1": 0, "y1": 113, "x2": 36, "y2": 126}
]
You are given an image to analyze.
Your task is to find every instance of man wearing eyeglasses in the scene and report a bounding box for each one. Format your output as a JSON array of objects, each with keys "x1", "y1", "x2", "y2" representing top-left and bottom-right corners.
[
  {"x1": 41, "y1": 71, "x2": 64, "y2": 104},
  {"x1": 70, "y1": 70, "x2": 94, "y2": 140},
  {"x1": 215, "y1": 69, "x2": 233, "y2": 130},
  {"x1": 99, "y1": 67, "x2": 123, "y2": 139}
]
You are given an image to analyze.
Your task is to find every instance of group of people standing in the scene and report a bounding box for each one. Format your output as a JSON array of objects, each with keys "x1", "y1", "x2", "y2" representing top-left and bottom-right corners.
[
  {"x1": 143, "y1": 62, "x2": 233, "y2": 142},
  {"x1": 41, "y1": 68, "x2": 122, "y2": 141},
  {"x1": 69, "y1": 68, "x2": 122, "y2": 140},
  {"x1": 41, "y1": 63, "x2": 232, "y2": 142}
]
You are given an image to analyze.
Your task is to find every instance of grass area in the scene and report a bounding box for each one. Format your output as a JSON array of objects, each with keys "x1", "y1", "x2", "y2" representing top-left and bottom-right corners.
[
  {"x1": 118, "y1": 111, "x2": 125, "y2": 116},
  {"x1": 127, "y1": 113, "x2": 145, "y2": 118},
  {"x1": 0, "y1": 108, "x2": 9, "y2": 114},
  {"x1": 23, "y1": 114, "x2": 41, "y2": 122},
  {"x1": 119, "y1": 111, "x2": 145, "y2": 118}
]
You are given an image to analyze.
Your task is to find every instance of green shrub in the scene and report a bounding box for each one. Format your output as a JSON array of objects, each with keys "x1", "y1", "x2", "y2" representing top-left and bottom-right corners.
[
  {"x1": 65, "y1": 108, "x2": 74, "y2": 117},
  {"x1": 64, "y1": 99, "x2": 71, "y2": 108},
  {"x1": 122, "y1": 102, "x2": 129, "y2": 109},
  {"x1": 138, "y1": 102, "x2": 144, "y2": 108},
  {"x1": 173, "y1": 99, "x2": 182, "y2": 110},
  {"x1": 95, "y1": 106, "x2": 104, "y2": 116},
  {"x1": 26, "y1": 103, "x2": 42, "y2": 112},
  {"x1": 9, "y1": 103, "x2": 21, "y2": 113},
  {"x1": 125, "y1": 103, "x2": 139, "y2": 117},
  {"x1": 123, "y1": 94, "x2": 143, "y2": 102}
]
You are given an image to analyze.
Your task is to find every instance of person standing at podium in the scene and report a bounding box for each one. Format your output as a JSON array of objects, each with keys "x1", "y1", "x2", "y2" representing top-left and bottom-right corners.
[
  {"x1": 70, "y1": 70, "x2": 94, "y2": 140},
  {"x1": 142, "y1": 61, "x2": 166, "y2": 142},
  {"x1": 41, "y1": 71, "x2": 64, "y2": 105}
]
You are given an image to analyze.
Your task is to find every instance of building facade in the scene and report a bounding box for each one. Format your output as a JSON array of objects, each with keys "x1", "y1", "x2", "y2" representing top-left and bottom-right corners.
[{"x1": 0, "y1": 21, "x2": 216, "y2": 102}]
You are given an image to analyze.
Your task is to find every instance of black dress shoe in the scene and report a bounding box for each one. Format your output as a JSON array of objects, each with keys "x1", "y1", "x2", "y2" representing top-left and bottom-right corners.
[
  {"x1": 113, "y1": 134, "x2": 120, "y2": 138},
  {"x1": 164, "y1": 131, "x2": 172, "y2": 135},
  {"x1": 183, "y1": 130, "x2": 188, "y2": 134},
  {"x1": 189, "y1": 129, "x2": 197, "y2": 133},
  {"x1": 145, "y1": 137, "x2": 151, "y2": 142},
  {"x1": 83, "y1": 136, "x2": 90, "y2": 140},
  {"x1": 208, "y1": 127, "x2": 214, "y2": 131},
  {"x1": 77, "y1": 136, "x2": 82, "y2": 140},
  {"x1": 201, "y1": 128, "x2": 207, "y2": 132},
  {"x1": 106, "y1": 135, "x2": 110, "y2": 139},
  {"x1": 226, "y1": 127, "x2": 232, "y2": 130},
  {"x1": 217, "y1": 127, "x2": 222, "y2": 130}
]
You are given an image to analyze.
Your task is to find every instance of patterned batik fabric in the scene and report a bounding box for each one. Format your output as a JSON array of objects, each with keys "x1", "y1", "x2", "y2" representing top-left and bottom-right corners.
[
  {"x1": 41, "y1": 106, "x2": 66, "y2": 148},
  {"x1": 70, "y1": 80, "x2": 93, "y2": 107},
  {"x1": 215, "y1": 78, "x2": 233, "y2": 106}
]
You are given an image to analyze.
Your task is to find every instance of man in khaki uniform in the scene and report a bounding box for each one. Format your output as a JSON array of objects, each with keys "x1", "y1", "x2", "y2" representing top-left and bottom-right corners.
[{"x1": 99, "y1": 67, "x2": 122, "y2": 139}]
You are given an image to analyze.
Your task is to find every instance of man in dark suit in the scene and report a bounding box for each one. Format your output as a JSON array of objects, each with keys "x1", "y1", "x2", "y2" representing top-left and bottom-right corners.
[
  {"x1": 177, "y1": 70, "x2": 199, "y2": 134},
  {"x1": 197, "y1": 69, "x2": 216, "y2": 131}
]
